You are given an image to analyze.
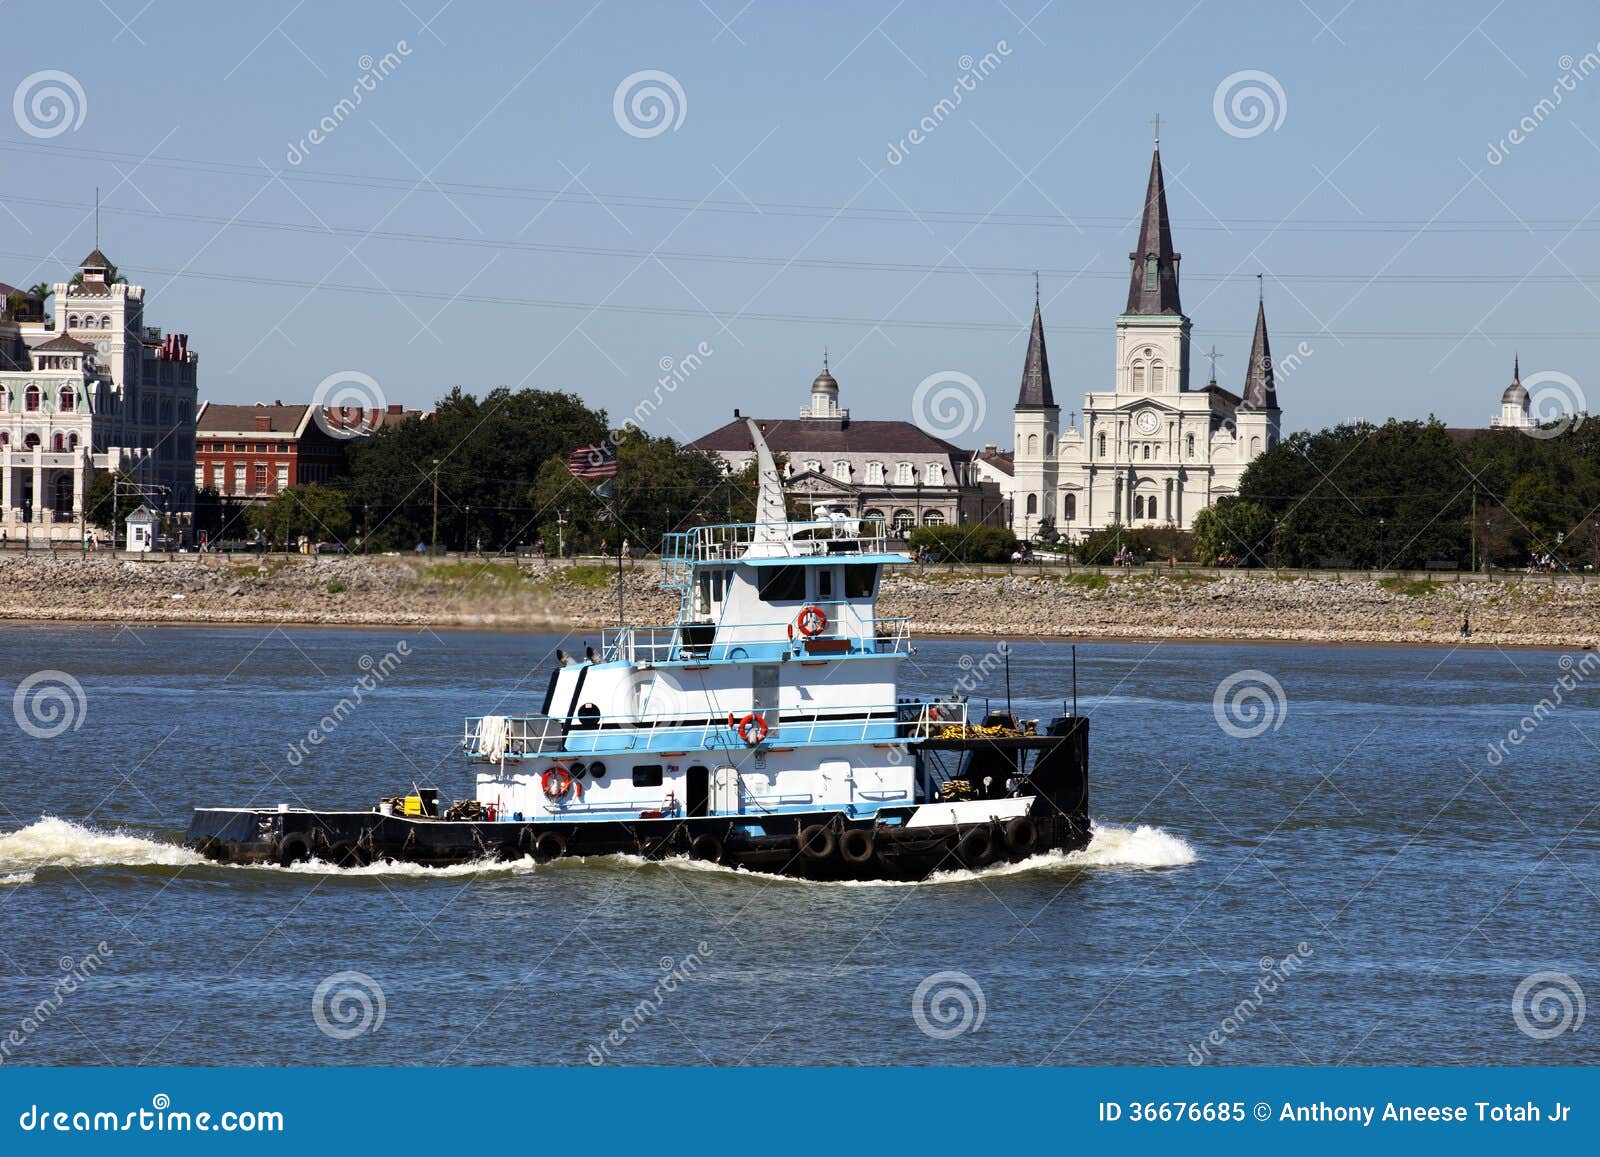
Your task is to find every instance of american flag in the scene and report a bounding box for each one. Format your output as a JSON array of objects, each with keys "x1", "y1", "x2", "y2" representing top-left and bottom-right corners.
[{"x1": 567, "y1": 444, "x2": 618, "y2": 479}]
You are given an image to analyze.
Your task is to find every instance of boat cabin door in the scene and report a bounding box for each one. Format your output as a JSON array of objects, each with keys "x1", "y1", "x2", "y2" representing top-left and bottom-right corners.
[
  {"x1": 752, "y1": 665, "x2": 779, "y2": 738},
  {"x1": 686, "y1": 765, "x2": 710, "y2": 817},
  {"x1": 711, "y1": 765, "x2": 741, "y2": 814}
]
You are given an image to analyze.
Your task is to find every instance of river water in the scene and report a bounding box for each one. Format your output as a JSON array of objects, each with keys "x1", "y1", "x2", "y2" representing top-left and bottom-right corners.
[{"x1": 0, "y1": 624, "x2": 1595, "y2": 1066}]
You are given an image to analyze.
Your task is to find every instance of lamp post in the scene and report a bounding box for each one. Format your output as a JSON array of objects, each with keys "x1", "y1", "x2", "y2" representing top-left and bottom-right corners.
[{"x1": 430, "y1": 458, "x2": 440, "y2": 556}]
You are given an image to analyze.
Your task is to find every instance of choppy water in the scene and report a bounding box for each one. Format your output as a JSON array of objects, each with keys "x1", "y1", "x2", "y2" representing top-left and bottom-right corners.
[{"x1": 0, "y1": 624, "x2": 1595, "y2": 1066}]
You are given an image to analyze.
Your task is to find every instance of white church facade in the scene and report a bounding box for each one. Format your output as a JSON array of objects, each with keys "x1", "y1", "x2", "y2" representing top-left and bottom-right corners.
[{"x1": 1011, "y1": 143, "x2": 1282, "y2": 541}]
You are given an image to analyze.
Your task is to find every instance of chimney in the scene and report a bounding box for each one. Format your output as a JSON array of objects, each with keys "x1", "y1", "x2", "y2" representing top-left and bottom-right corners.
[
  {"x1": 253, "y1": 415, "x2": 273, "y2": 431},
  {"x1": 387, "y1": 403, "x2": 402, "y2": 414},
  {"x1": 984, "y1": 443, "x2": 997, "y2": 455}
]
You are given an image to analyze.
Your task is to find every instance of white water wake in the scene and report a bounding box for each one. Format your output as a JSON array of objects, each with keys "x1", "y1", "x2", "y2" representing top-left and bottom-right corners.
[{"x1": 0, "y1": 817, "x2": 1193, "y2": 886}]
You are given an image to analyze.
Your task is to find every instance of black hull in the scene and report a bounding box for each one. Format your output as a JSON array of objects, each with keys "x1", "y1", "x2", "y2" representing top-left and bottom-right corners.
[{"x1": 184, "y1": 805, "x2": 1091, "y2": 882}]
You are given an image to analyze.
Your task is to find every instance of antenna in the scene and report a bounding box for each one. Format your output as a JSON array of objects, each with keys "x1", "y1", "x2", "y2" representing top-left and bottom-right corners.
[
  {"x1": 1257, "y1": 272, "x2": 1264, "y2": 302},
  {"x1": 1034, "y1": 270, "x2": 1040, "y2": 304},
  {"x1": 94, "y1": 186, "x2": 100, "y2": 249}
]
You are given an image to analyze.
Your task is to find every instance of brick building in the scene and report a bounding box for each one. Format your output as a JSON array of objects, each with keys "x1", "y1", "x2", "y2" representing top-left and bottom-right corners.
[{"x1": 194, "y1": 401, "x2": 418, "y2": 502}]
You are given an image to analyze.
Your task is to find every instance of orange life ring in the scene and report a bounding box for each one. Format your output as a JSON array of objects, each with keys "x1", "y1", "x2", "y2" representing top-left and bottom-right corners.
[
  {"x1": 796, "y1": 605, "x2": 827, "y2": 637},
  {"x1": 737, "y1": 713, "x2": 768, "y2": 746},
  {"x1": 542, "y1": 767, "x2": 582, "y2": 801}
]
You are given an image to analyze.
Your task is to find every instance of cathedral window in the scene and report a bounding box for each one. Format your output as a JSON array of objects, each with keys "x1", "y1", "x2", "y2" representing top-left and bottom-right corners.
[
  {"x1": 1097, "y1": 432, "x2": 1107, "y2": 457},
  {"x1": 1064, "y1": 493, "x2": 1076, "y2": 521},
  {"x1": 896, "y1": 462, "x2": 914, "y2": 485},
  {"x1": 1186, "y1": 433, "x2": 1195, "y2": 459},
  {"x1": 1149, "y1": 496, "x2": 1160, "y2": 520},
  {"x1": 1250, "y1": 436, "x2": 1262, "y2": 457},
  {"x1": 1144, "y1": 256, "x2": 1157, "y2": 290},
  {"x1": 866, "y1": 461, "x2": 884, "y2": 485},
  {"x1": 1131, "y1": 363, "x2": 1146, "y2": 393},
  {"x1": 1151, "y1": 363, "x2": 1165, "y2": 391},
  {"x1": 1026, "y1": 493, "x2": 1038, "y2": 515},
  {"x1": 1133, "y1": 495, "x2": 1145, "y2": 519},
  {"x1": 926, "y1": 463, "x2": 944, "y2": 486},
  {"x1": 1026, "y1": 434, "x2": 1038, "y2": 455},
  {"x1": 1044, "y1": 435, "x2": 1054, "y2": 456},
  {"x1": 1143, "y1": 444, "x2": 1150, "y2": 460}
]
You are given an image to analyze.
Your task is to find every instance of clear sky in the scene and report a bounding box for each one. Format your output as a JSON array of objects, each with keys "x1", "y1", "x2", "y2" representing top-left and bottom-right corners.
[{"x1": 4, "y1": 0, "x2": 1598, "y2": 447}]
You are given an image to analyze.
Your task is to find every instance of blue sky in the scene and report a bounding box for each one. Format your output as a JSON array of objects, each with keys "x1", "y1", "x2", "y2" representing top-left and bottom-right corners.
[{"x1": 3, "y1": 0, "x2": 1598, "y2": 446}]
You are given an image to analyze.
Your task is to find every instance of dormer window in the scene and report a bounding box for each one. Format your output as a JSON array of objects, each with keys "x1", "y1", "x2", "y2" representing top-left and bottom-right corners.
[
  {"x1": 804, "y1": 459, "x2": 821, "y2": 474},
  {"x1": 925, "y1": 463, "x2": 944, "y2": 486},
  {"x1": 832, "y1": 460, "x2": 850, "y2": 481},
  {"x1": 865, "y1": 461, "x2": 885, "y2": 485},
  {"x1": 895, "y1": 462, "x2": 914, "y2": 485}
]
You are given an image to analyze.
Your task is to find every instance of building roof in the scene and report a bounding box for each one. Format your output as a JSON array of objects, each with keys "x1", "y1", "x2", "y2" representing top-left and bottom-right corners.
[
  {"x1": 1240, "y1": 298, "x2": 1277, "y2": 410},
  {"x1": 1125, "y1": 145, "x2": 1183, "y2": 316},
  {"x1": 80, "y1": 249, "x2": 111, "y2": 269},
  {"x1": 1501, "y1": 356, "x2": 1527, "y2": 405},
  {"x1": 1016, "y1": 299, "x2": 1055, "y2": 408},
  {"x1": 196, "y1": 402, "x2": 312, "y2": 436},
  {"x1": 974, "y1": 448, "x2": 1014, "y2": 476},
  {"x1": 691, "y1": 416, "x2": 966, "y2": 457},
  {"x1": 33, "y1": 332, "x2": 94, "y2": 353}
]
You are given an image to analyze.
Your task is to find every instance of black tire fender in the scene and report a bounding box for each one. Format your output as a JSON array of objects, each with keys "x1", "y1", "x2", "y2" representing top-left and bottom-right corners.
[
  {"x1": 533, "y1": 832, "x2": 567, "y2": 862},
  {"x1": 956, "y1": 825, "x2": 994, "y2": 867},
  {"x1": 797, "y1": 824, "x2": 836, "y2": 861},
  {"x1": 1003, "y1": 816, "x2": 1039, "y2": 856},
  {"x1": 275, "y1": 833, "x2": 314, "y2": 867},
  {"x1": 690, "y1": 833, "x2": 725, "y2": 863},
  {"x1": 838, "y1": 828, "x2": 875, "y2": 865}
]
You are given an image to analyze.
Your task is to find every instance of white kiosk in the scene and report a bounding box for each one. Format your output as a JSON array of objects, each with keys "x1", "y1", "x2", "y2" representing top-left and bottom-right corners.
[{"x1": 125, "y1": 505, "x2": 157, "y2": 554}]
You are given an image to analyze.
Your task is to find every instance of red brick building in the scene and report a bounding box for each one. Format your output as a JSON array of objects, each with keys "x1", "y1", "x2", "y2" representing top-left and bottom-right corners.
[{"x1": 194, "y1": 401, "x2": 419, "y2": 502}]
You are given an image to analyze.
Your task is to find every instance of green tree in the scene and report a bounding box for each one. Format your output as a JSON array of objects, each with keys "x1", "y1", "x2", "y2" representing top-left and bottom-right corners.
[
  {"x1": 1192, "y1": 499, "x2": 1275, "y2": 565},
  {"x1": 907, "y1": 523, "x2": 1016, "y2": 563},
  {"x1": 81, "y1": 468, "x2": 143, "y2": 534},
  {"x1": 248, "y1": 484, "x2": 353, "y2": 548}
]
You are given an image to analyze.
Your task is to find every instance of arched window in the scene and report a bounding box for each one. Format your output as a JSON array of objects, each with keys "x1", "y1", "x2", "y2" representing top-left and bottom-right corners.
[
  {"x1": 832, "y1": 460, "x2": 850, "y2": 481},
  {"x1": 67, "y1": 314, "x2": 79, "y2": 329},
  {"x1": 923, "y1": 509, "x2": 945, "y2": 526},
  {"x1": 1149, "y1": 495, "x2": 1160, "y2": 520},
  {"x1": 51, "y1": 432, "x2": 64, "y2": 452},
  {"x1": 892, "y1": 509, "x2": 915, "y2": 535},
  {"x1": 1026, "y1": 493, "x2": 1038, "y2": 515},
  {"x1": 1186, "y1": 433, "x2": 1195, "y2": 459},
  {"x1": 1097, "y1": 433, "x2": 1107, "y2": 457},
  {"x1": 1134, "y1": 495, "x2": 1145, "y2": 519},
  {"x1": 925, "y1": 463, "x2": 944, "y2": 486},
  {"x1": 22, "y1": 433, "x2": 39, "y2": 449},
  {"x1": 1064, "y1": 493, "x2": 1076, "y2": 521},
  {"x1": 862, "y1": 507, "x2": 885, "y2": 523},
  {"x1": 895, "y1": 462, "x2": 914, "y2": 485},
  {"x1": 866, "y1": 461, "x2": 885, "y2": 485},
  {"x1": 1151, "y1": 362, "x2": 1165, "y2": 392},
  {"x1": 1143, "y1": 444, "x2": 1151, "y2": 460},
  {"x1": 1026, "y1": 434, "x2": 1039, "y2": 455},
  {"x1": 0, "y1": 431, "x2": 7, "y2": 445},
  {"x1": 67, "y1": 432, "x2": 79, "y2": 451},
  {"x1": 58, "y1": 385, "x2": 75, "y2": 412},
  {"x1": 53, "y1": 474, "x2": 72, "y2": 517},
  {"x1": 1131, "y1": 362, "x2": 1146, "y2": 392},
  {"x1": 24, "y1": 384, "x2": 40, "y2": 411},
  {"x1": 1250, "y1": 436, "x2": 1262, "y2": 457},
  {"x1": 99, "y1": 315, "x2": 111, "y2": 328},
  {"x1": 1044, "y1": 434, "x2": 1054, "y2": 456}
]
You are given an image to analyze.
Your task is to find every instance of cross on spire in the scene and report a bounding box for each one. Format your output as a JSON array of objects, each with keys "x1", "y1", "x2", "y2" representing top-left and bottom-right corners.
[
  {"x1": 1151, "y1": 113, "x2": 1163, "y2": 147},
  {"x1": 1033, "y1": 270, "x2": 1040, "y2": 303},
  {"x1": 1203, "y1": 345, "x2": 1224, "y2": 383}
]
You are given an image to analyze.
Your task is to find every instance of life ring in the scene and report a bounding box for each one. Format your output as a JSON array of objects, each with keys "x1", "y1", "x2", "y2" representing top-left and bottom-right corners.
[
  {"x1": 737, "y1": 713, "x2": 768, "y2": 746},
  {"x1": 795, "y1": 605, "x2": 827, "y2": 637},
  {"x1": 541, "y1": 767, "x2": 584, "y2": 801},
  {"x1": 838, "y1": 828, "x2": 875, "y2": 865},
  {"x1": 1003, "y1": 816, "x2": 1039, "y2": 856},
  {"x1": 797, "y1": 824, "x2": 836, "y2": 861}
]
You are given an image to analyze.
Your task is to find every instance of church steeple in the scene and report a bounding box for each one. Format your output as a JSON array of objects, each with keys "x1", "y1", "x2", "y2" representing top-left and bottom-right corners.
[
  {"x1": 1016, "y1": 292, "x2": 1055, "y2": 408},
  {"x1": 1125, "y1": 142, "x2": 1182, "y2": 316},
  {"x1": 1241, "y1": 295, "x2": 1277, "y2": 410}
]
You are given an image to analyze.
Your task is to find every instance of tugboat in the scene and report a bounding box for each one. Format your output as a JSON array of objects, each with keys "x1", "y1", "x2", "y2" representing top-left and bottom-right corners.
[{"x1": 186, "y1": 422, "x2": 1090, "y2": 881}]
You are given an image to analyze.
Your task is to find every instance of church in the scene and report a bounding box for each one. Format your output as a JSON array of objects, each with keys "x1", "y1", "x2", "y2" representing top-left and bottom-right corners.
[{"x1": 1011, "y1": 140, "x2": 1283, "y2": 541}]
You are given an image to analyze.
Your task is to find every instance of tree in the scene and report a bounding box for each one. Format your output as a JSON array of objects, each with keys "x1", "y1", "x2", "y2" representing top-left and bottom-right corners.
[
  {"x1": 908, "y1": 523, "x2": 1016, "y2": 563},
  {"x1": 248, "y1": 484, "x2": 353, "y2": 547},
  {"x1": 1192, "y1": 499, "x2": 1275, "y2": 565},
  {"x1": 82, "y1": 468, "x2": 143, "y2": 534}
]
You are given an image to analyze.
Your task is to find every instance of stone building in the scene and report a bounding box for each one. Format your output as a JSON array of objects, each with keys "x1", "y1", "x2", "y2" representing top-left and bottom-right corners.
[
  {"x1": 0, "y1": 250, "x2": 196, "y2": 544},
  {"x1": 690, "y1": 361, "x2": 1005, "y2": 534},
  {"x1": 1011, "y1": 142, "x2": 1283, "y2": 541}
]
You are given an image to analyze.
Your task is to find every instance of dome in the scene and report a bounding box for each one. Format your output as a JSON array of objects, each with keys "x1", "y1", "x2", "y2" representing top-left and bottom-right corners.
[
  {"x1": 1502, "y1": 381, "x2": 1528, "y2": 405},
  {"x1": 811, "y1": 366, "x2": 837, "y2": 393}
]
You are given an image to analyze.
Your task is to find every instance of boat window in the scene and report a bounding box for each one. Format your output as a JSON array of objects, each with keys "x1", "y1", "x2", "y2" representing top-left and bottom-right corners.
[
  {"x1": 843, "y1": 564, "x2": 878, "y2": 600},
  {"x1": 589, "y1": 761, "x2": 607, "y2": 780},
  {"x1": 816, "y1": 567, "x2": 834, "y2": 600},
  {"x1": 756, "y1": 565, "x2": 806, "y2": 603},
  {"x1": 632, "y1": 765, "x2": 663, "y2": 788}
]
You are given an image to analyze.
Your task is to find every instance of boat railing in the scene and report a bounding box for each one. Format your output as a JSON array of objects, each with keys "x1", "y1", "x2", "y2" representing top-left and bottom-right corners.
[
  {"x1": 601, "y1": 615, "x2": 911, "y2": 664},
  {"x1": 463, "y1": 697, "x2": 962, "y2": 760},
  {"x1": 660, "y1": 518, "x2": 891, "y2": 587}
]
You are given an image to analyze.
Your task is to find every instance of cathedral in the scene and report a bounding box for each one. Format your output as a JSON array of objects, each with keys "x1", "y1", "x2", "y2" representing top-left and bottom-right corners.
[{"x1": 1011, "y1": 141, "x2": 1282, "y2": 540}]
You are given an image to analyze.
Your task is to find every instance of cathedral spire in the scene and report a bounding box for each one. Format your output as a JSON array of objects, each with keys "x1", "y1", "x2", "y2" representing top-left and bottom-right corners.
[
  {"x1": 1241, "y1": 296, "x2": 1277, "y2": 410},
  {"x1": 1016, "y1": 296, "x2": 1055, "y2": 408},
  {"x1": 1125, "y1": 142, "x2": 1182, "y2": 316}
]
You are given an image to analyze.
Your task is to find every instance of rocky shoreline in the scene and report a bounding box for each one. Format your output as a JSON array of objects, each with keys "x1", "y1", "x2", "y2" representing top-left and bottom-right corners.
[{"x1": 0, "y1": 552, "x2": 1595, "y2": 648}]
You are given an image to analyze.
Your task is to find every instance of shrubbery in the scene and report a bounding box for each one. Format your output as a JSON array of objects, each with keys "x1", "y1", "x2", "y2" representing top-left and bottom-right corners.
[{"x1": 907, "y1": 522, "x2": 1017, "y2": 563}]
